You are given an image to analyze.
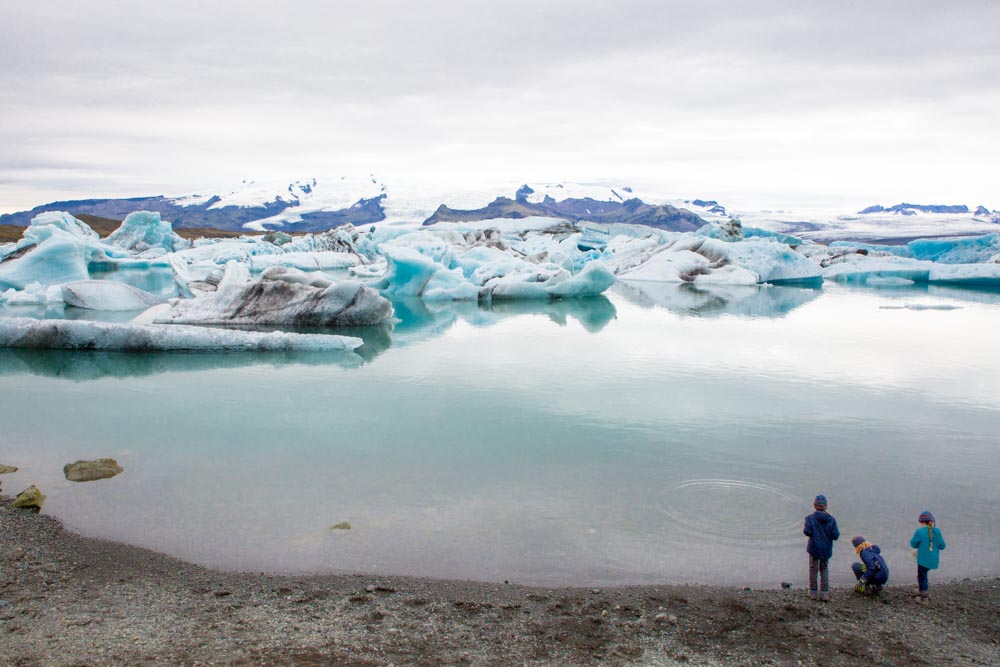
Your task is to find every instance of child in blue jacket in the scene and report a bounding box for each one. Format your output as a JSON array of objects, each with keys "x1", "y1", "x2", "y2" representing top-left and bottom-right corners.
[
  {"x1": 851, "y1": 535, "x2": 889, "y2": 594},
  {"x1": 803, "y1": 494, "x2": 839, "y2": 601},
  {"x1": 910, "y1": 510, "x2": 946, "y2": 605}
]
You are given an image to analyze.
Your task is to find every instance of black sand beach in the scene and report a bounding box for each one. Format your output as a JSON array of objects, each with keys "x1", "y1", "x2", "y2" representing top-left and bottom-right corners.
[{"x1": 2, "y1": 498, "x2": 998, "y2": 666}]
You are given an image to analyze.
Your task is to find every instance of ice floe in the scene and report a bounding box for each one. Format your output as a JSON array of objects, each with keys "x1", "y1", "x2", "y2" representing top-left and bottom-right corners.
[
  {"x1": 614, "y1": 236, "x2": 822, "y2": 286},
  {"x1": 829, "y1": 233, "x2": 1000, "y2": 264},
  {"x1": 1, "y1": 282, "x2": 64, "y2": 306},
  {"x1": 0, "y1": 227, "x2": 108, "y2": 290},
  {"x1": 2, "y1": 206, "x2": 1000, "y2": 346},
  {"x1": 155, "y1": 264, "x2": 394, "y2": 326},
  {"x1": 0, "y1": 317, "x2": 363, "y2": 351},
  {"x1": 106, "y1": 211, "x2": 191, "y2": 253},
  {"x1": 61, "y1": 281, "x2": 165, "y2": 311}
]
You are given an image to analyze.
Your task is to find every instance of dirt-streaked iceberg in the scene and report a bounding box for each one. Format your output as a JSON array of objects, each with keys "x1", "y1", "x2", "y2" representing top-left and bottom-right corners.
[
  {"x1": 61, "y1": 280, "x2": 166, "y2": 311},
  {"x1": 0, "y1": 317, "x2": 363, "y2": 352},
  {"x1": 614, "y1": 236, "x2": 822, "y2": 286},
  {"x1": 156, "y1": 263, "x2": 394, "y2": 326}
]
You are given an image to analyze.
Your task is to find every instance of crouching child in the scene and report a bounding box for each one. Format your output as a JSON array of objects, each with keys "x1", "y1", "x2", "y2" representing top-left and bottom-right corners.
[{"x1": 851, "y1": 535, "x2": 889, "y2": 595}]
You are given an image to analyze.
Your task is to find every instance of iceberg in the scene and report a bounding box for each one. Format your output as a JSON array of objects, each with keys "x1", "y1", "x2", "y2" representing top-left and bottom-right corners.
[
  {"x1": 908, "y1": 233, "x2": 1000, "y2": 264},
  {"x1": 106, "y1": 211, "x2": 190, "y2": 253},
  {"x1": 828, "y1": 233, "x2": 1000, "y2": 264},
  {"x1": 865, "y1": 276, "x2": 915, "y2": 287},
  {"x1": 619, "y1": 246, "x2": 759, "y2": 285},
  {"x1": 248, "y1": 251, "x2": 362, "y2": 272},
  {"x1": 928, "y1": 263, "x2": 1000, "y2": 287},
  {"x1": 0, "y1": 317, "x2": 363, "y2": 352},
  {"x1": 156, "y1": 264, "x2": 394, "y2": 326},
  {"x1": 696, "y1": 219, "x2": 744, "y2": 242},
  {"x1": 540, "y1": 261, "x2": 617, "y2": 298},
  {"x1": 611, "y1": 234, "x2": 821, "y2": 286},
  {"x1": 483, "y1": 261, "x2": 616, "y2": 300},
  {"x1": 373, "y1": 242, "x2": 615, "y2": 301},
  {"x1": 281, "y1": 224, "x2": 369, "y2": 259},
  {"x1": 0, "y1": 227, "x2": 105, "y2": 290},
  {"x1": 22, "y1": 211, "x2": 101, "y2": 243},
  {"x1": 372, "y1": 245, "x2": 479, "y2": 301},
  {"x1": 717, "y1": 238, "x2": 822, "y2": 284},
  {"x1": 823, "y1": 257, "x2": 933, "y2": 284},
  {"x1": 1, "y1": 282, "x2": 64, "y2": 306},
  {"x1": 61, "y1": 281, "x2": 165, "y2": 311},
  {"x1": 823, "y1": 255, "x2": 1000, "y2": 286},
  {"x1": 827, "y1": 241, "x2": 912, "y2": 257}
]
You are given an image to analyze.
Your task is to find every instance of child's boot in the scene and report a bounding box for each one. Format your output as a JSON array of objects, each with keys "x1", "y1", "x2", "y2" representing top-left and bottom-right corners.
[
  {"x1": 808, "y1": 590, "x2": 817, "y2": 600},
  {"x1": 819, "y1": 590, "x2": 830, "y2": 602}
]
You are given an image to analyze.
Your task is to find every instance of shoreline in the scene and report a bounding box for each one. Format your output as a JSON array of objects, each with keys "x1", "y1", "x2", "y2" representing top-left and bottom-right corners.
[{"x1": 3, "y1": 499, "x2": 999, "y2": 665}]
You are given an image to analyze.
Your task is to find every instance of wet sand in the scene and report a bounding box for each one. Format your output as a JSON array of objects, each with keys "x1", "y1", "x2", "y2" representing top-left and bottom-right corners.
[{"x1": 1, "y1": 498, "x2": 998, "y2": 666}]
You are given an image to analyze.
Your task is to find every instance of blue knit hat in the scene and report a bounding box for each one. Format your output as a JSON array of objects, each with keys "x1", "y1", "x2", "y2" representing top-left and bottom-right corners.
[
  {"x1": 813, "y1": 495, "x2": 828, "y2": 511},
  {"x1": 919, "y1": 511, "x2": 935, "y2": 524},
  {"x1": 851, "y1": 535, "x2": 866, "y2": 548}
]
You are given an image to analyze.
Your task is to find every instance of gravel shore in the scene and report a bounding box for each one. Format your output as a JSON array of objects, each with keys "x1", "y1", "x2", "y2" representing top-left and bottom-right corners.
[{"x1": 1, "y1": 498, "x2": 998, "y2": 666}]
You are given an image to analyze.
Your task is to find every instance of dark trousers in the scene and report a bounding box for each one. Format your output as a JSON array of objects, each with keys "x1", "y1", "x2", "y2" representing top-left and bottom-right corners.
[
  {"x1": 917, "y1": 564, "x2": 930, "y2": 592},
  {"x1": 852, "y1": 562, "x2": 886, "y2": 587},
  {"x1": 809, "y1": 556, "x2": 829, "y2": 592}
]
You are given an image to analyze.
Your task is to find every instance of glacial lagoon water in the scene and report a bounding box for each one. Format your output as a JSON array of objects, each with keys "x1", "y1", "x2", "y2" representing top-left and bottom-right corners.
[{"x1": 1, "y1": 281, "x2": 999, "y2": 587}]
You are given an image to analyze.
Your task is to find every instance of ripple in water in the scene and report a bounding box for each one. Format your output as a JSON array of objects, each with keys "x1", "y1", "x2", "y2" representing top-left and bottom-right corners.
[{"x1": 660, "y1": 479, "x2": 804, "y2": 544}]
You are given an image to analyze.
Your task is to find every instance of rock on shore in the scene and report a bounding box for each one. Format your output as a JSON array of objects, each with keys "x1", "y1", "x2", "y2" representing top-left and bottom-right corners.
[
  {"x1": 63, "y1": 459, "x2": 125, "y2": 482},
  {"x1": 11, "y1": 485, "x2": 45, "y2": 511}
]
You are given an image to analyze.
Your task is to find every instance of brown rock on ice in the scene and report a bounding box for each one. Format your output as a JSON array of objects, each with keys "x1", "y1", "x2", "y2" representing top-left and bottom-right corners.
[{"x1": 0, "y1": 464, "x2": 18, "y2": 474}]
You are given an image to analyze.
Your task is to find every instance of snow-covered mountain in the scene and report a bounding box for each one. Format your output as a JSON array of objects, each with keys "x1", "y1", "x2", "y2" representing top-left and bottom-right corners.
[
  {"x1": 1, "y1": 177, "x2": 997, "y2": 242},
  {"x1": 0, "y1": 177, "x2": 391, "y2": 233}
]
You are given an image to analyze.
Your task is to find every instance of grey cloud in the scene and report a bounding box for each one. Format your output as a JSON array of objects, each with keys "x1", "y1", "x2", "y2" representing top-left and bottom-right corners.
[{"x1": 0, "y1": 1, "x2": 998, "y2": 208}]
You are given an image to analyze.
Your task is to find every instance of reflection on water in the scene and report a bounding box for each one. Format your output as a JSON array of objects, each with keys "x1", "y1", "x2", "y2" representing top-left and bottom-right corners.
[
  {"x1": 617, "y1": 281, "x2": 822, "y2": 318},
  {"x1": 0, "y1": 348, "x2": 362, "y2": 382},
  {"x1": 1, "y1": 284, "x2": 999, "y2": 586}
]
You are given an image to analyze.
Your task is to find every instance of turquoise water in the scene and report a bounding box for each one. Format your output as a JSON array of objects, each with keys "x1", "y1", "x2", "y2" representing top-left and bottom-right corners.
[{"x1": 1, "y1": 282, "x2": 999, "y2": 586}]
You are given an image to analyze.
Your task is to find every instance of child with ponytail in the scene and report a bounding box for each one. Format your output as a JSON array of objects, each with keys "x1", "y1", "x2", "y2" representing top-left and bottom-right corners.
[{"x1": 910, "y1": 510, "x2": 946, "y2": 604}]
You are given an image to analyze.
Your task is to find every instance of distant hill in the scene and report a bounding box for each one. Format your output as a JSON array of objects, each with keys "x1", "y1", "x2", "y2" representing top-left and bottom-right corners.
[
  {"x1": 0, "y1": 179, "x2": 712, "y2": 234},
  {"x1": 0, "y1": 190, "x2": 387, "y2": 233},
  {"x1": 424, "y1": 185, "x2": 706, "y2": 232},
  {"x1": 857, "y1": 203, "x2": 986, "y2": 216},
  {"x1": 0, "y1": 214, "x2": 253, "y2": 243}
]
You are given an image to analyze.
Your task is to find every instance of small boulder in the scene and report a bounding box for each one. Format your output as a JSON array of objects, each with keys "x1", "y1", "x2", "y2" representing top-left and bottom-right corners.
[
  {"x1": 329, "y1": 522, "x2": 352, "y2": 531},
  {"x1": 12, "y1": 485, "x2": 46, "y2": 511},
  {"x1": 0, "y1": 464, "x2": 17, "y2": 474},
  {"x1": 63, "y1": 458, "x2": 124, "y2": 482}
]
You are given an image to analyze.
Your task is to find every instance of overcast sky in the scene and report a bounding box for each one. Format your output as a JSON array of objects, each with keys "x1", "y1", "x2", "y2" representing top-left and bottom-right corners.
[{"x1": 1, "y1": 1, "x2": 998, "y2": 212}]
